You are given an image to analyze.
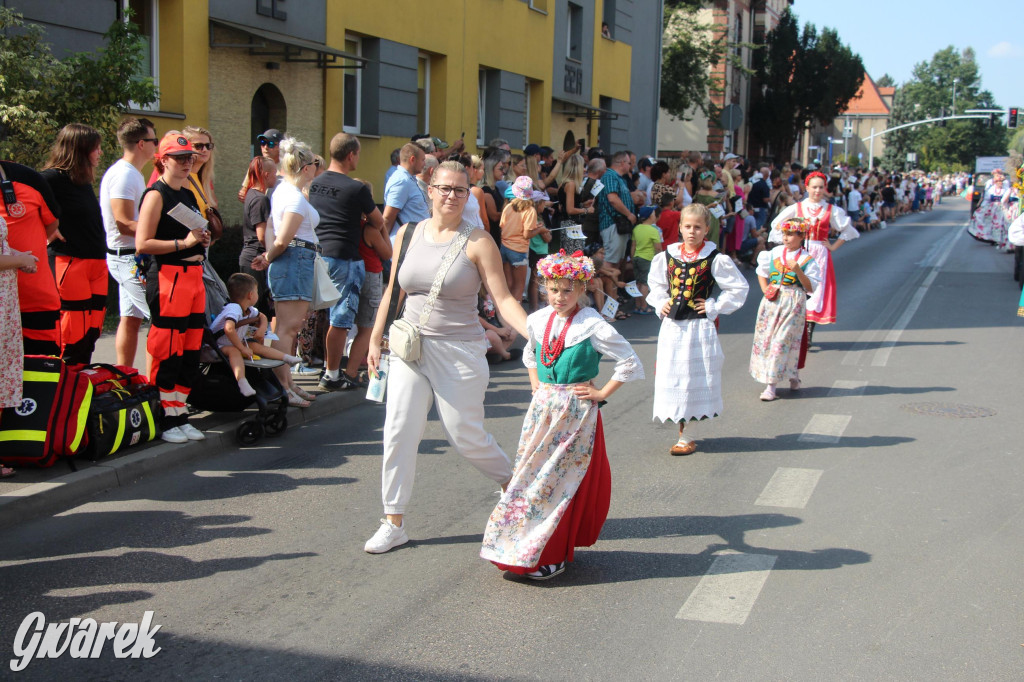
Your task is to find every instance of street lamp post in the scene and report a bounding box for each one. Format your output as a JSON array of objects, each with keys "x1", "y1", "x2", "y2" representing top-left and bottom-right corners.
[{"x1": 952, "y1": 78, "x2": 959, "y2": 115}]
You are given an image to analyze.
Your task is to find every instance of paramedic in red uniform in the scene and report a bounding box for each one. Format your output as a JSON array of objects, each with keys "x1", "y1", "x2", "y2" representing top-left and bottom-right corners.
[
  {"x1": 136, "y1": 134, "x2": 210, "y2": 444},
  {"x1": 41, "y1": 123, "x2": 108, "y2": 364},
  {"x1": 0, "y1": 161, "x2": 62, "y2": 355}
]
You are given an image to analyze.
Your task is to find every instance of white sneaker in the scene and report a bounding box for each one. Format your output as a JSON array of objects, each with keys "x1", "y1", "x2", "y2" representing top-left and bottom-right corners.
[
  {"x1": 161, "y1": 426, "x2": 188, "y2": 444},
  {"x1": 364, "y1": 519, "x2": 409, "y2": 553},
  {"x1": 180, "y1": 423, "x2": 206, "y2": 441}
]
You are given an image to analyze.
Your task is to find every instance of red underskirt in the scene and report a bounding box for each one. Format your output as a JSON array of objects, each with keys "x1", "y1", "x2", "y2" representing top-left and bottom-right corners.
[{"x1": 494, "y1": 412, "x2": 612, "y2": 574}]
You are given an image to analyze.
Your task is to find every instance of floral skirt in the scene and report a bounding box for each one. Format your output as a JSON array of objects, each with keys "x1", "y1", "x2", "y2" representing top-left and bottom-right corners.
[
  {"x1": 481, "y1": 383, "x2": 610, "y2": 570},
  {"x1": 968, "y1": 201, "x2": 1005, "y2": 244},
  {"x1": 750, "y1": 287, "x2": 806, "y2": 384}
]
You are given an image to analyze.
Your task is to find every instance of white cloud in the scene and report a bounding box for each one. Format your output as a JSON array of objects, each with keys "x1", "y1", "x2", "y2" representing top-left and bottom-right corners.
[{"x1": 988, "y1": 42, "x2": 1024, "y2": 58}]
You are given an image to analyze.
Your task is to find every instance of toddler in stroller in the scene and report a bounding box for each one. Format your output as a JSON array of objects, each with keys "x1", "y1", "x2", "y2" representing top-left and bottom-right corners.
[
  {"x1": 211, "y1": 273, "x2": 301, "y2": 396},
  {"x1": 190, "y1": 270, "x2": 293, "y2": 443}
]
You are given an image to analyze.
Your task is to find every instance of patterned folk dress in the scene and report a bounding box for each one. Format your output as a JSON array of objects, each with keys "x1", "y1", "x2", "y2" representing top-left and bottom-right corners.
[
  {"x1": 480, "y1": 306, "x2": 643, "y2": 571},
  {"x1": 749, "y1": 246, "x2": 822, "y2": 384},
  {"x1": 0, "y1": 216, "x2": 24, "y2": 409},
  {"x1": 769, "y1": 200, "x2": 858, "y2": 325},
  {"x1": 646, "y1": 242, "x2": 749, "y2": 422},
  {"x1": 967, "y1": 184, "x2": 1008, "y2": 244}
]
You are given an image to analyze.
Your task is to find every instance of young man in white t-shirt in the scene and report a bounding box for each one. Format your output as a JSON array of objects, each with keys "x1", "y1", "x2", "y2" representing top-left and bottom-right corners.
[{"x1": 100, "y1": 117, "x2": 157, "y2": 368}]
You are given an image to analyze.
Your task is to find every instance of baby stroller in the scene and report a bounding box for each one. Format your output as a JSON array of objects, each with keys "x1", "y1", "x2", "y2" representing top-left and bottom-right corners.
[{"x1": 186, "y1": 262, "x2": 289, "y2": 444}]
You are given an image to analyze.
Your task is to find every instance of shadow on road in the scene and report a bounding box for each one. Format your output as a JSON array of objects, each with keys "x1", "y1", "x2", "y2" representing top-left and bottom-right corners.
[
  {"x1": 795, "y1": 384, "x2": 956, "y2": 399},
  {"x1": 3, "y1": 512, "x2": 270, "y2": 562},
  {"x1": 698, "y1": 434, "x2": 914, "y2": 453},
  {"x1": 0, "y1": 550, "x2": 316, "y2": 626},
  {"x1": 1, "y1": 632, "x2": 499, "y2": 681}
]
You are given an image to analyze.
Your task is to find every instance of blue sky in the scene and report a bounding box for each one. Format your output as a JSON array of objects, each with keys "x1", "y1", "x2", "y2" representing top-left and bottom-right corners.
[{"x1": 791, "y1": 0, "x2": 1022, "y2": 113}]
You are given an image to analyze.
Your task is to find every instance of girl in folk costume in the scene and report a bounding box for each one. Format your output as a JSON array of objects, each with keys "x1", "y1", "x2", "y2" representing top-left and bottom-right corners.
[
  {"x1": 967, "y1": 169, "x2": 1009, "y2": 245},
  {"x1": 769, "y1": 171, "x2": 859, "y2": 346},
  {"x1": 647, "y1": 204, "x2": 749, "y2": 456},
  {"x1": 481, "y1": 251, "x2": 644, "y2": 580},
  {"x1": 999, "y1": 167, "x2": 1021, "y2": 252},
  {"x1": 749, "y1": 217, "x2": 822, "y2": 401}
]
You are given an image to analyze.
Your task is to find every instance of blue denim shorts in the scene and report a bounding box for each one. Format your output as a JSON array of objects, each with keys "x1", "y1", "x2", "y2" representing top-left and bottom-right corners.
[
  {"x1": 499, "y1": 244, "x2": 529, "y2": 268},
  {"x1": 323, "y1": 256, "x2": 365, "y2": 328},
  {"x1": 268, "y1": 246, "x2": 315, "y2": 302}
]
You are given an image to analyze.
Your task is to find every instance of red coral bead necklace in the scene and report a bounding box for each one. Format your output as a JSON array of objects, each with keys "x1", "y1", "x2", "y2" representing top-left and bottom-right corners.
[{"x1": 540, "y1": 307, "x2": 579, "y2": 366}]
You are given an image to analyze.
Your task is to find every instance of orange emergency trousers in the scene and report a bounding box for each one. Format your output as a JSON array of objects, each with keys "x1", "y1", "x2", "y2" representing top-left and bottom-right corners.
[
  {"x1": 53, "y1": 256, "x2": 107, "y2": 364},
  {"x1": 146, "y1": 261, "x2": 206, "y2": 429},
  {"x1": 17, "y1": 268, "x2": 61, "y2": 356}
]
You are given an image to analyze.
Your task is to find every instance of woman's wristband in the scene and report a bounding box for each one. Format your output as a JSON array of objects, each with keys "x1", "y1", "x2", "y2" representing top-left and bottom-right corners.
[{"x1": 174, "y1": 239, "x2": 179, "y2": 252}]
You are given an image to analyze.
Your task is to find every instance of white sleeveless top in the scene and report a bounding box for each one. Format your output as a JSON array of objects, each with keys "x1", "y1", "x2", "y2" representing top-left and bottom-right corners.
[{"x1": 462, "y1": 192, "x2": 484, "y2": 229}]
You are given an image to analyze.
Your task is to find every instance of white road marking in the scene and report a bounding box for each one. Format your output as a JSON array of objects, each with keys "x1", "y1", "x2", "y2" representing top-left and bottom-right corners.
[
  {"x1": 755, "y1": 468, "x2": 824, "y2": 509},
  {"x1": 871, "y1": 228, "x2": 960, "y2": 367},
  {"x1": 676, "y1": 552, "x2": 778, "y2": 624},
  {"x1": 828, "y1": 380, "x2": 868, "y2": 397},
  {"x1": 798, "y1": 414, "x2": 851, "y2": 443}
]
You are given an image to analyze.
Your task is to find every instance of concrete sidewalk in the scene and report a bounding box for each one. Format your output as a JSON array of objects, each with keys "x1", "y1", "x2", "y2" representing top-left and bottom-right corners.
[{"x1": 0, "y1": 329, "x2": 369, "y2": 529}]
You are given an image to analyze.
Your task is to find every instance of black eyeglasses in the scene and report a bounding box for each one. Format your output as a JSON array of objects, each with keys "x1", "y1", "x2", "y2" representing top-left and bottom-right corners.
[
  {"x1": 193, "y1": 142, "x2": 214, "y2": 151},
  {"x1": 141, "y1": 138, "x2": 159, "y2": 144},
  {"x1": 430, "y1": 185, "x2": 470, "y2": 199}
]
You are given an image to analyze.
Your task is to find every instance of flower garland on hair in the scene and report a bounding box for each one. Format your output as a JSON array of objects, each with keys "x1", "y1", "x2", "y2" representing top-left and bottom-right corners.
[
  {"x1": 780, "y1": 217, "x2": 811, "y2": 234},
  {"x1": 1014, "y1": 164, "x2": 1024, "y2": 195},
  {"x1": 536, "y1": 250, "x2": 595, "y2": 281}
]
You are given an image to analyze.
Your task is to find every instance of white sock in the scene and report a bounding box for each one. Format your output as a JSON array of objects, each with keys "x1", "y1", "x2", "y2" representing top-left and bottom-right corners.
[
  {"x1": 238, "y1": 378, "x2": 256, "y2": 397},
  {"x1": 324, "y1": 369, "x2": 340, "y2": 381},
  {"x1": 283, "y1": 354, "x2": 301, "y2": 366}
]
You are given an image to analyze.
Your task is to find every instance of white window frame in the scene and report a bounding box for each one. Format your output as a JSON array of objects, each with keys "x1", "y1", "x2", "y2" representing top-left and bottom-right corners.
[
  {"x1": 343, "y1": 34, "x2": 362, "y2": 134},
  {"x1": 477, "y1": 69, "x2": 487, "y2": 147},
  {"x1": 122, "y1": 0, "x2": 160, "y2": 110},
  {"x1": 417, "y1": 53, "x2": 431, "y2": 135}
]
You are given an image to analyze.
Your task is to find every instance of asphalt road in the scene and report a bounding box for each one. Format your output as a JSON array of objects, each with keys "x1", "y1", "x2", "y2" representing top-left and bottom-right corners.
[{"x1": 1, "y1": 199, "x2": 1022, "y2": 681}]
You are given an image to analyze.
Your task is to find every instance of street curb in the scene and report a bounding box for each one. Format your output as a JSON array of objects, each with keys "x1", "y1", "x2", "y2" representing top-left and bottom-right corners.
[{"x1": 0, "y1": 388, "x2": 369, "y2": 530}]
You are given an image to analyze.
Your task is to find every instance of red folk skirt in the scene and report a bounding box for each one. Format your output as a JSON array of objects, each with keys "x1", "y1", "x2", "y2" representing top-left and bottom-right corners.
[{"x1": 494, "y1": 412, "x2": 612, "y2": 574}]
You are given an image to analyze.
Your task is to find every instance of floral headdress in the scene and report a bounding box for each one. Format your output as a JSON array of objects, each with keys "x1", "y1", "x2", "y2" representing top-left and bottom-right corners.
[
  {"x1": 537, "y1": 250, "x2": 595, "y2": 281},
  {"x1": 1014, "y1": 164, "x2": 1024, "y2": 195},
  {"x1": 780, "y1": 217, "x2": 811, "y2": 234}
]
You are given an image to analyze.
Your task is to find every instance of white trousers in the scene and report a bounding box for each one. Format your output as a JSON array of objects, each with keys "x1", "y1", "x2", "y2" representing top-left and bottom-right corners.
[{"x1": 382, "y1": 336, "x2": 512, "y2": 515}]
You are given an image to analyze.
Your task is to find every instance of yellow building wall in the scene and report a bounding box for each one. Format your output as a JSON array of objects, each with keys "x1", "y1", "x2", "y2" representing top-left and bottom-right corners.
[{"x1": 325, "y1": 0, "x2": 557, "y2": 202}]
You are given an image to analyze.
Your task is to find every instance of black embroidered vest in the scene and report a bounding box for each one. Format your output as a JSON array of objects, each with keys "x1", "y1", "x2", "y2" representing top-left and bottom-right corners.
[{"x1": 667, "y1": 249, "x2": 718, "y2": 320}]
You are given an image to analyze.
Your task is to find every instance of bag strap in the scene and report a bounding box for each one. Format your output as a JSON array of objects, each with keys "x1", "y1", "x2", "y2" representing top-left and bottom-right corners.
[
  {"x1": 384, "y1": 222, "x2": 417, "y2": 331},
  {"x1": 417, "y1": 223, "x2": 474, "y2": 328},
  {"x1": 188, "y1": 175, "x2": 210, "y2": 207}
]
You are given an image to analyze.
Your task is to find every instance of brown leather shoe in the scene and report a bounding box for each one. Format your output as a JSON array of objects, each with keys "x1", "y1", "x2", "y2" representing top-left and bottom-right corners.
[{"x1": 670, "y1": 440, "x2": 698, "y2": 456}]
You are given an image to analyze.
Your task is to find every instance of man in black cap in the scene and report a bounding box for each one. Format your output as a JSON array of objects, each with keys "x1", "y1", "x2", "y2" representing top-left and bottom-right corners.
[{"x1": 257, "y1": 129, "x2": 283, "y2": 164}]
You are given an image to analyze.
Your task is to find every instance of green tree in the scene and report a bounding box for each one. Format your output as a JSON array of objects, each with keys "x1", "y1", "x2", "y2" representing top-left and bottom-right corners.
[
  {"x1": 0, "y1": 7, "x2": 157, "y2": 171},
  {"x1": 875, "y1": 73, "x2": 895, "y2": 88},
  {"x1": 748, "y1": 9, "x2": 864, "y2": 163},
  {"x1": 660, "y1": 1, "x2": 751, "y2": 121},
  {"x1": 882, "y1": 46, "x2": 1006, "y2": 171}
]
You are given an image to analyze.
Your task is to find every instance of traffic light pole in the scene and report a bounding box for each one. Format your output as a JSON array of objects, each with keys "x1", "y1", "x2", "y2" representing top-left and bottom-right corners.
[{"x1": 863, "y1": 114, "x2": 994, "y2": 169}]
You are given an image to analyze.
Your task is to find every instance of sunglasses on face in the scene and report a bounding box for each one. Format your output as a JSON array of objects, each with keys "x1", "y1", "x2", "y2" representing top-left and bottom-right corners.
[
  {"x1": 141, "y1": 138, "x2": 159, "y2": 144},
  {"x1": 193, "y1": 142, "x2": 214, "y2": 151},
  {"x1": 261, "y1": 140, "x2": 277, "y2": 148}
]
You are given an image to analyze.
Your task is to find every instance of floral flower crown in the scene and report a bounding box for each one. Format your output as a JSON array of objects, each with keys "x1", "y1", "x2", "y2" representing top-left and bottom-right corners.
[
  {"x1": 1014, "y1": 164, "x2": 1024, "y2": 195},
  {"x1": 804, "y1": 171, "x2": 828, "y2": 187},
  {"x1": 780, "y1": 217, "x2": 811, "y2": 234},
  {"x1": 537, "y1": 250, "x2": 595, "y2": 281}
]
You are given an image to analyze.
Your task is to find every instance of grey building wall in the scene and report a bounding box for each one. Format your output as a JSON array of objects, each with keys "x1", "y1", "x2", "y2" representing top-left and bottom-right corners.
[
  {"x1": 619, "y1": 0, "x2": 661, "y2": 156},
  {"x1": 209, "y1": 0, "x2": 326, "y2": 44},
  {"x1": 551, "y1": 0, "x2": 596, "y2": 108},
  {"x1": 485, "y1": 70, "x2": 527, "y2": 150},
  {"x1": 4, "y1": 0, "x2": 118, "y2": 55},
  {"x1": 360, "y1": 39, "x2": 418, "y2": 138}
]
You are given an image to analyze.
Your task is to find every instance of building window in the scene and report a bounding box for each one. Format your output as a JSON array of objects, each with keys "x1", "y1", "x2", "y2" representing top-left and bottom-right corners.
[
  {"x1": 567, "y1": 2, "x2": 583, "y2": 61},
  {"x1": 122, "y1": 0, "x2": 158, "y2": 108},
  {"x1": 477, "y1": 68, "x2": 487, "y2": 146},
  {"x1": 602, "y1": 0, "x2": 616, "y2": 39},
  {"x1": 417, "y1": 54, "x2": 430, "y2": 135},
  {"x1": 524, "y1": 81, "x2": 531, "y2": 145},
  {"x1": 343, "y1": 35, "x2": 362, "y2": 134},
  {"x1": 528, "y1": 0, "x2": 548, "y2": 12}
]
